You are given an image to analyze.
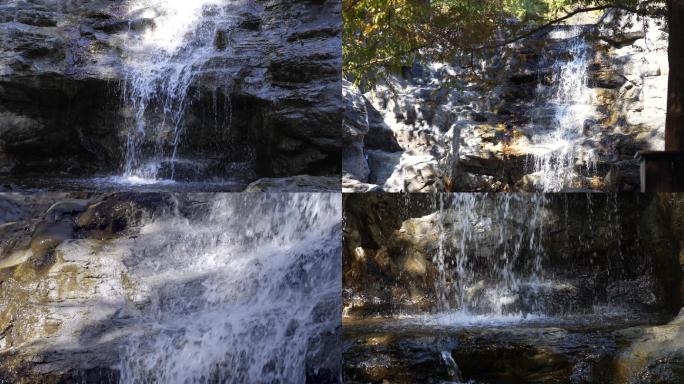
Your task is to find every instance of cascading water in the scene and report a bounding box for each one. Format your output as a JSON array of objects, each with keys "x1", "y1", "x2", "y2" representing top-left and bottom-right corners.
[
  {"x1": 427, "y1": 193, "x2": 654, "y2": 323},
  {"x1": 114, "y1": 193, "x2": 341, "y2": 383},
  {"x1": 433, "y1": 193, "x2": 547, "y2": 317},
  {"x1": 120, "y1": 0, "x2": 236, "y2": 183},
  {"x1": 529, "y1": 27, "x2": 598, "y2": 191},
  {"x1": 342, "y1": 194, "x2": 678, "y2": 384}
]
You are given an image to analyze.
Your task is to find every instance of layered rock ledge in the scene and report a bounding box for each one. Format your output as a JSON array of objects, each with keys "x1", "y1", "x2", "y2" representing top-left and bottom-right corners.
[
  {"x1": 343, "y1": 14, "x2": 668, "y2": 192},
  {"x1": 0, "y1": 0, "x2": 341, "y2": 186}
]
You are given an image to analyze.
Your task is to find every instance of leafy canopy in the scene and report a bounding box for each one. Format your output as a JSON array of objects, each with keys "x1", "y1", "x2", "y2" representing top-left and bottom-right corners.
[{"x1": 343, "y1": 0, "x2": 664, "y2": 82}]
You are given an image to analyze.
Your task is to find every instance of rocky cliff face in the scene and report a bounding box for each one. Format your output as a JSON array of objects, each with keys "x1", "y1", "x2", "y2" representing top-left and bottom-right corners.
[
  {"x1": 342, "y1": 14, "x2": 668, "y2": 192},
  {"x1": 0, "y1": 0, "x2": 341, "y2": 184}
]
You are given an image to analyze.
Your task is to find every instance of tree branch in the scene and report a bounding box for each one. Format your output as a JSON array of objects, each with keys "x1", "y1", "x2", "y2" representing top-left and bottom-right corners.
[
  {"x1": 476, "y1": 3, "x2": 650, "y2": 50},
  {"x1": 345, "y1": 1, "x2": 664, "y2": 72}
]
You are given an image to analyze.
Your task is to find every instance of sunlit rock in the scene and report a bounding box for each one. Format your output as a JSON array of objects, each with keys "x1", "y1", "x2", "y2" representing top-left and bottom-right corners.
[{"x1": 343, "y1": 14, "x2": 668, "y2": 192}]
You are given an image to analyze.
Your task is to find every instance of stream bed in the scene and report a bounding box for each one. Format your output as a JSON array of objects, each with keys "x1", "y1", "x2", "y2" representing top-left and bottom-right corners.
[{"x1": 343, "y1": 313, "x2": 671, "y2": 384}]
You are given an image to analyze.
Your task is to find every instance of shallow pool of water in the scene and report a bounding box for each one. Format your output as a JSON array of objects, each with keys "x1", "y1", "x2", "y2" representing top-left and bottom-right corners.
[
  {"x1": 343, "y1": 312, "x2": 672, "y2": 384},
  {"x1": 0, "y1": 175, "x2": 248, "y2": 192}
]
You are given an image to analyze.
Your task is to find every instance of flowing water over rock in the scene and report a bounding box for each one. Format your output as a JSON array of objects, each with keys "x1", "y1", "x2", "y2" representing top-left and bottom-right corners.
[
  {"x1": 432, "y1": 194, "x2": 547, "y2": 315},
  {"x1": 121, "y1": 0, "x2": 236, "y2": 183},
  {"x1": 0, "y1": 0, "x2": 342, "y2": 190},
  {"x1": 342, "y1": 193, "x2": 683, "y2": 383},
  {"x1": 342, "y1": 15, "x2": 668, "y2": 192},
  {"x1": 116, "y1": 194, "x2": 341, "y2": 383},
  {"x1": 344, "y1": 193, "x2": 672, "y2": 320},
  {"x1": 0, "y1": 193, "x2": 342, "y2": 383},
  {"x1": 529, "y1": 27, "x2": 598, "y2": 191}
]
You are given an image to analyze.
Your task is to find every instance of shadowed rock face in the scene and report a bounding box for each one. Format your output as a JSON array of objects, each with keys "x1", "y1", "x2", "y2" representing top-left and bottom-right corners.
[
  {"x1": 343, "y1": 193, "x2": 682, "y2": 318},
  {"x1": 0, "y1": 0, "x2": 341, "y2": 182}
]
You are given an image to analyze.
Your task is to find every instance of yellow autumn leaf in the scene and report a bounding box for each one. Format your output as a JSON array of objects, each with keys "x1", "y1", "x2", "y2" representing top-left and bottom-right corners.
[{"x1": 364, "y1": 24, "x2": 378, "y2": 34}]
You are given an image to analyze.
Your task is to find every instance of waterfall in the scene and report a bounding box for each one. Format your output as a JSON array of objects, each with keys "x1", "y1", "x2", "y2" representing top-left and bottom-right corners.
[
  {"x1": 115, "y1": 193, "x2": 341, "y2": 383},
  {"x1": 530, "y1": 27, "x2": 597, "y2": 191},
  {"x1": 120, "y1": 0, "x2": 235, "y2": 183},
  {"x1": 427, "y1": 193, "x2": 651, "y2": 321},
  {"x1": 433, "y1": 193, "x2": 546, "y2": 316}
]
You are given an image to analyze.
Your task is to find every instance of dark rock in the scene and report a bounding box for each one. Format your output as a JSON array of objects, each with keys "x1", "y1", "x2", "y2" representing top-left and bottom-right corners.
[
  {"x1": 77, "y1": 193, "x2": 176, "y2": 234},
  {"x1": 342, "y1": 80, "x2": 370, "y2": 182},
  {"x1": 14, "y1": 10, "x2": 58, "y2": 27},
  {"x1": 91, "y1": 18, "x2": 154, "y2": 33},
  {"x1": 633, "y1": 353, "x2": 684, "y2": 384},
  {"x1": 0, "y1": 0, "x2": 342, "y2": 182},
  {"x1": 587, "y1": 69, "x2": 628, "y2": 89},
  {"x1": 343, "y1": 325, "x2": 624, "y2": 384},
  {"x1": 244, "y1": 175, "x2": 340, "y2": 192},
  {"x1": 365, "y1": 101, "x2": 402, "y2": 153},
  {"x1": 214, "y1": 29, "x2": 229, "y2": 50}
]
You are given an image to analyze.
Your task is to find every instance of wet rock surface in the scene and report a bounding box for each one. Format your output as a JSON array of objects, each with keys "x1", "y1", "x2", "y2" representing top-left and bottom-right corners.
[
  {"x1": 342, "y1": 193, "x2": 684, "y2": 383},
  {"x1": 343, "y1": 316, "x2": 675, "y2": 384},
  {"x1": 342, "y1": 15, "x2": 668, "y2": 192},
  {"x1": 0, "y1": 193, "x2": 149, "y2": 382},
  {"x1": 343, "y1": 193, "x2": 682, "y2": 318},
  {"x1": 244, "y1": 175, "x2": 341, "y2": 192},
  {"x1": 0, "y1": 0, "x2": 341, "y2": 184},
  {"x1": 0, "y1": 193, "x2": 342, "y2": 382}
]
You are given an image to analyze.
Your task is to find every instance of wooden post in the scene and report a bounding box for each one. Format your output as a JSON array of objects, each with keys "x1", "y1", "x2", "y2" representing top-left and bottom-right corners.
[
  {"x1": 639, "y1": 1, "x2": 684, "y2": 192},
  {"x1": 666, "y1": 0, "x2": 684, "y2": 151}
]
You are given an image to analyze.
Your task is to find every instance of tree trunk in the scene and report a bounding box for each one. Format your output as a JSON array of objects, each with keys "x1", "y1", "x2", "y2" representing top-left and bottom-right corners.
[{"x1": 666, "y1": 0, "x2": 684, "y2": 150}]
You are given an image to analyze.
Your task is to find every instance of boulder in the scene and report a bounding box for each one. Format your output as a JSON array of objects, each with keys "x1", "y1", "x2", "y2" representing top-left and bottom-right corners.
[{"x1": 342, "y1": 80, "x2": 370, "y2": 182}]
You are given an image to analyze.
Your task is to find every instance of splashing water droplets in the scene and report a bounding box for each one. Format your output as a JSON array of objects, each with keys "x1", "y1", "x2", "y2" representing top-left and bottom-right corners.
[
  {"x1": 431, "y1": 194, "x2": 550, "y2": 318},
  {"x1": 117, "y1": 194, "x2": 341, "y2": 383},
  {"x1": 531, "y1": 27, "x2": 598, "y2": 191},
  {"x1": 122, "y1": 0, "x2": 234, "y2": 182}
]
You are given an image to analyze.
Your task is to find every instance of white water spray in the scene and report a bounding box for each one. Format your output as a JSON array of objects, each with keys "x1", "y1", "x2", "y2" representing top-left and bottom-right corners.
[
  {"x1": 530, "y1": 27, "x2": 598, "y2": 191},
  {"x1": 433, "y1": 193, "x2": 547, "y2": 316},
  {"x1": 416, "y1": 192, "x2": 662, "y2": 327},
  {"x1": 121, "y1": 0, "x2": 236, "y2": 183},
  {"x1": 116, "y1": 193, "x2": 341, "y2": 383}
]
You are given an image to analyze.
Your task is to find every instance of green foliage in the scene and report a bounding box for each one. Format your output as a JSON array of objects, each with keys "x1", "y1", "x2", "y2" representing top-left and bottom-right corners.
[{"x1": 343, "y1": 0, "x2": 665, "y2": 84}]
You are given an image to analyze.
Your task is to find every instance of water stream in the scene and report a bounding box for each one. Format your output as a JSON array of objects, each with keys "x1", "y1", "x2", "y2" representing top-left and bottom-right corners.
[
  {"x1": 342, "y1": 194, "x2": 674, "y2": 384},
  {"x1": 418, "y1": 193, "x2": 652, "y2": 324},
  {"x1": 433, "y1": 194, "x2": 547, "y2": 317},
  {"x1": 113, "y1": 193, "x2": 341, "y2": 383},
  {"x1": 529, "y1": 27, "x2": 598, "y2": 191},
  {"x1": 120, "y1": 0, "x2": 236, "y2": 184}
]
